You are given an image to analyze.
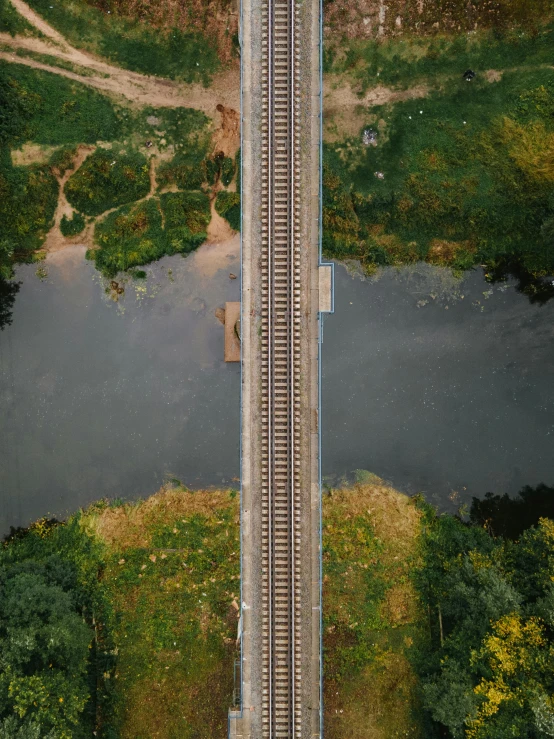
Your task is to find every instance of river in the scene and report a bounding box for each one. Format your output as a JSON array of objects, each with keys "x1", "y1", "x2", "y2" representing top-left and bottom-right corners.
[{"x1": 1, "y1": 249, "x2": 553, "y2": 532}]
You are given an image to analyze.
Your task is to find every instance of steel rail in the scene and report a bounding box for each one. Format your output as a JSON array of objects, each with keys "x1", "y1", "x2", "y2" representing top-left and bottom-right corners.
[{"x1": 260, "y1": 0, "x2": 301, "y2": 734}]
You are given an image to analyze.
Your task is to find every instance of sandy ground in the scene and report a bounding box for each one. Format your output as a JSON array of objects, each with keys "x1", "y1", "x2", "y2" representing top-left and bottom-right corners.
[{"x1": 187, "y1": 233, "x2": 240, "y2": 279}]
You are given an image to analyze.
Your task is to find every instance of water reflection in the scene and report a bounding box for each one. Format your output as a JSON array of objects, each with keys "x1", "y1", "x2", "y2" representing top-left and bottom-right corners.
[
  {"x1": 2, "y1": 252, "x2": 553, "y2": 532},
  {"x1": 322, "y1": 262, "x2": 554, "y2": 511},
  {"x1": 0, "y1": 241, "x2": 241, "y2": 534}
]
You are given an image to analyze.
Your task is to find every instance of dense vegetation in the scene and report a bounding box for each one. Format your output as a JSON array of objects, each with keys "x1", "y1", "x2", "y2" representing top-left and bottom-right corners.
[
  {"x1": 2, "y1": 487, "x2": 240, "y2": 737},
  {"x1": 90, "y1": 192, "x2": 210, "y2": 276},
  {"x1": 0, "y1": 519, "x2": 107, "y2": 738},
  {"x1": 323, "y1": 23, "x2": 554, "y2": 298},
  {"x1": 65, "y1": 149, "x2": 150, "y2": 217},
  {"x1": 24, "y1": 0, "x2": 224, "y2": 83},
  {"x1": 416, "y1": 498, "x2": 554, "y2": 738},
  {"x1": 0, "y1": 0, "x2": 34, "y2": 35},
  {"x1": 60, "y1": 212, "x2": 86, "y2": 237},
  {"x1": 215, "y1": 190, "x2": 240, "y2": 231},
  {"x1": 0, "y1": 59, "x2": 124, "y2": 287}
]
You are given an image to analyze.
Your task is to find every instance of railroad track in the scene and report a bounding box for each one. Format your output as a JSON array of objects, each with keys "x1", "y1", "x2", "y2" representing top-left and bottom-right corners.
[{"x1": 260, "y1": 0, "x2": 302, "y2": 735}]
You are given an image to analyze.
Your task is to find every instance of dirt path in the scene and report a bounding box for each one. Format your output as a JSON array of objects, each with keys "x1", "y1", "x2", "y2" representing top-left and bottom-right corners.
[
  {"x1": 324, "y1": 74, "x2": 430, "y2": 140},
  {"x1": 42, "y1": 145, "x2": 96, "y2": 253},
  {"x1": 3, "y1": 0, "x2": 239, "y2": 111}
]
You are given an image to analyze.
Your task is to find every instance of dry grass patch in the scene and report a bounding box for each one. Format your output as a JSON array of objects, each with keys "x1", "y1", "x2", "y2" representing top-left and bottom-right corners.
[{"x1": 323, "y1": 479, "x2": 425, "y2": 738}]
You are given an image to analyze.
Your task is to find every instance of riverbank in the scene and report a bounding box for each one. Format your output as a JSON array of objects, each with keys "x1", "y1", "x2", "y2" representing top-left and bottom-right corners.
[
  {"x1": 0, "y1": 480, "x2": 426, "y2": 737},
  {"x1": 5, "y1": 477, "x2": 554, "y2": 736}
]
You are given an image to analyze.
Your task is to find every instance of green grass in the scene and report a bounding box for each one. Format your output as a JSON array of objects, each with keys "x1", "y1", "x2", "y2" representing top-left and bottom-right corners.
[
  {"x1": 325, "y1": 23, "x2": 554, "y2": 92},
  {"x1": 215, "y1": 190, "x2": 240, "y2": 231},
  {"x1": 24, "y1": 0, "x2": 221, "y2": 84},
  {"x1": 2, "y1": 45, "x2": 106, "y2": 78},
  {"x1": 323, "y1": 482, "x2": 426, "y2": 738},
  {"x1": 0, "y1": 61, "x2": 124, "y2": 146},
  {"x1": 80, "y1": 486, "x2": 240, "y2": 738},
  {"x1": 0, "y1": 0, "x2": 36, "y2": 35},
  {"x1": 65, "y1": 148, "x2": 150, "y2": 216},
  {"x1": 324, "y1": 65, "x2": 554, "y2": 280}
]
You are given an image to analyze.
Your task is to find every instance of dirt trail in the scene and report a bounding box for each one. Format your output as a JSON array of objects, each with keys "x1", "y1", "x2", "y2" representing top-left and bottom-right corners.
[
  {"x1": 3, "y1": 0, "x2": 239, "y2": 111},
  {"x1": 324, "y1": 75, "x2": 430, "y2": 140},
  {"x1": 42, "y1": 145, "x2": 96, "y2": 253}
]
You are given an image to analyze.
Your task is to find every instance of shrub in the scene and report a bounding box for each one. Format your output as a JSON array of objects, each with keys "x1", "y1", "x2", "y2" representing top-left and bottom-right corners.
[
  {"x1": 92, "y1": 198, "x2": 165, "y2": 276},
  {"x1": 65, "y1": 149, "x2": 150, "y2": 216},
  {"x1": 215, "y1": 190, "x2": 240, "y2": 231},
  {"x1": 0, "y1": 163, "x2": 58, "y2": 268},
  {"x1": 49, "y1": 146, "x2": 78, "y2": 176},
  {"x1": 160, "y1": 190, "x2": 210, "y2": 252},
  {"x1": 0, "y1": 518, "x2": 108, "y2": 737},
  {"x1": 60, "y1": 212, "x2": 86, "y2": 237},
  {"x1": 157, "y1": 149, "x2": 207, "y2": 191},
  {"x1": 220, "y1": 156, "x2": 235, "y2": 187}
]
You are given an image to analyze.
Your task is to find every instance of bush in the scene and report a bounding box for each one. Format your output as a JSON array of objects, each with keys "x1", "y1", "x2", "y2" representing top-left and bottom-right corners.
[
  {"x1": 415, "y1": 506, "x2": 554, "y2": 738},
  {"x1": 157, "y1": 149, "x2": 207, "y2": 191},
  {"x1": 0, "y1": 163, "x2": 58, "y2": 269},
  {"x1": 220, "y1": 156, "x2": 235, "y2": 187},
  {"x1": 65, "y1": 149, "x2": 150, "y2": 216},
  {"x1": 91, "y1": 192, "x2": 210, "y2": 276},
  {"x1": 49, "y1": 146, "x2": 78, "y2": 176},
  {"x1": 60, "y1": 212, "x2": 86, "y2": 237},
  {"x1": 160, "y1": 190, "x2": 210, "y2": 251},
  {"x1": 215, "y1": 190, "x2": 240, "y2": 231},
  {"x1": 92, "y1": 198, "x2": 164, "y2": 277}
]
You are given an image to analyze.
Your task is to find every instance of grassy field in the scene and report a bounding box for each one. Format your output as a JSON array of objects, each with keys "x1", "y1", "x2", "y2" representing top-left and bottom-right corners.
[
  {"x1": 323, "y1": 22, "x2": 554, "y2": 293},
  {"x1": 323, "y1": 477, "x2": 426, "y2": 738},
  {"x1": 24, "y1": 0, "x2": 234, "y2": 83}
]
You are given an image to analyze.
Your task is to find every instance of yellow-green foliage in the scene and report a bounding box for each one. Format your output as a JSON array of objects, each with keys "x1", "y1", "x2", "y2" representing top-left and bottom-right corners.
[
  {"x1": 323, "y1": 66, "x2": 554, "y2": 281},
  {"x1": 215, "y1": 190, "x2": 240, "y2": 231},
  {"x1": 416, "y1": 508, "x2": 554, "y2": 738}
]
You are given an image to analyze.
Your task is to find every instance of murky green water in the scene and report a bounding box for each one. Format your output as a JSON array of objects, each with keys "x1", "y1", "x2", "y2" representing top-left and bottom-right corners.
[
  {"x1": 1, "y1": 251, "x2": 553, "y2": 532},
  {"x1": 322, "y1": 263, "x2": 554, "y2": 511},
  {"x1": 0, "y1": 244, "x2": 241, "y2": 533}
]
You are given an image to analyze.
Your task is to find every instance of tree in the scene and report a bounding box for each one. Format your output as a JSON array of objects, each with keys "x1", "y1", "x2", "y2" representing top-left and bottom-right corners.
[{"x1": 0, "y1": 559, "x2": 93, "y2": 737}]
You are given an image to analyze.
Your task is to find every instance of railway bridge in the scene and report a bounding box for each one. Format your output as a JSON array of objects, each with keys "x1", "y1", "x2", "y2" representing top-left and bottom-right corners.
[{"x1": 229, "y1": 0, "x2": 332, "y2": 734}]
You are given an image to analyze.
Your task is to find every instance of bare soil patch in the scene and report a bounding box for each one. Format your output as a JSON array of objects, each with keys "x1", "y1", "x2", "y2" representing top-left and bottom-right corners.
[
  {"x1": 42, "y1": 145, "x2": 96, "y2": 253},
  {"x1": 324, "y1": 75, "x2": 429, "y2": 141}
]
